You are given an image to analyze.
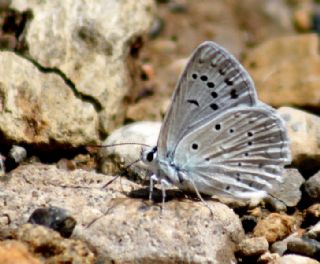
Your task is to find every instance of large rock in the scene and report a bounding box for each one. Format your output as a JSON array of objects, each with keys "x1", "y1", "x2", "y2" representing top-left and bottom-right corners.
[
  {"x1": 1, "y1": 164, "x2": 245, "y2": 263},
  {"x1": 11, "y1": 0, "x2": 155, "y2": 133},
  {"x1": 278, "y1": 107, "x2": 320, "y2": 175},
  {"x1": 87, "y1": 198, "x2": 244, "y2": 263},
  {"x1": 244, "y1": 34, "x2": 320, "y2": 109},
  {"x1": 0, "y1": 52, "x2": 99, "y2": 146}
]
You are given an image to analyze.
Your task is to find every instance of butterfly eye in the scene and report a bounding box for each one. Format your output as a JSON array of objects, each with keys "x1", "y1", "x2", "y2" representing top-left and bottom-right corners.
[
  {"x1": 146, "y1": 152, "x2": 154, "y2": 162},
  {"x1": 215, "y1": 124, "x2": 221, "y2": 130}
]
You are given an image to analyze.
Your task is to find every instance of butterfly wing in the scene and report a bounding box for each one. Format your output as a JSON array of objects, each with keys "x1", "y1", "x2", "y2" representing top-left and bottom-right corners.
[
  {"x1": 157, "y1": 41, "x2": 258, "y2": 160},
  {"x1": 172, "y1": 106, "x2": 291, "y2": 199}
]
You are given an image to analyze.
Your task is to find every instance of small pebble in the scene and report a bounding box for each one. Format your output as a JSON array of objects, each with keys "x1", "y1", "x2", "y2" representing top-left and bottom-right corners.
[
  {"x1": 277, "y1": 254, "x2": 320, "y2": 264},
  {"x1": 267, "y1": 168, "x2": 305, "y2": 209},
  {"x1": 254, "y1": 213, "x2": 296, "y2": 243},
  {"x1": 304, "y1": 171, "x2": 320, "y2": 202},
  {"x1": 258, "y1": 252, "x2": 281, "y2": 263},
  {"x1": 294, "y1": 8, "x2": 312, "y2": 32},
  {"x1": 312, "y1": 8, "x2": 320, "y2": 34},
  {"x1": 148, "y1": 17, "x2": 164, "y2": 38},
  {"x1": 28, "y1": 207, "x2": 76, "y2": 238},
  {"x1": 287, "y1": 237, "x2": 320, "y2": 260},
  {"x1": 168, "y1": 1, "x2": 187, "y2": 13},
  {"x1": 9, "y1": 145, "x2": 27, "y2": 164},
  {"x1": 0, "y1": 155, "x2": 5, "y2": 177},
  {"x1": 303, "y1": 204, "x2": 320, "y2": 227},
  {"x1": 237, "y1": 237, "x2": 268, "y2": 257},
  {"x1": 141, "y1": 63, "x2": 155, "y2": 81},
  {"x1": 305, "y1": 222, "x2": 320, "y2": 241},
  {"x1": 270, "y1": 232, "x2": 300, "y2": 256}
]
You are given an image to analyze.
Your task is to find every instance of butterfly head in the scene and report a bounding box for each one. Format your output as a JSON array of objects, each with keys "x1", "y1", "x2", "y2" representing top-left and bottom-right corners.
[{"x1": 141, "y1": 146, "x2": 158, "y2": 166}]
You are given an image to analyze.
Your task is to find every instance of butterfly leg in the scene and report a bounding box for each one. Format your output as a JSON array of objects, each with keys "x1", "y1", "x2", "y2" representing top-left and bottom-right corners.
[
  {"x1": 149, "y1": 174, "x2": 158, "y2": 201},
  {"x1": 160, "y1": 178, "x2": 170, "y2": 214},
  {"x1": 187, "y1": 176, "x2": 213, "y2": 216}
]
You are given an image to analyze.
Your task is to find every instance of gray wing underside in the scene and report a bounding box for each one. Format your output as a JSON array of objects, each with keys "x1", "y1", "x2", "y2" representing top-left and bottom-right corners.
[
  {"x1": 157, "y1": 41, "x2": 258, "y2": 159},
  {"x1": 173, "y1": 106, "x2": 291, "y2": 199}
]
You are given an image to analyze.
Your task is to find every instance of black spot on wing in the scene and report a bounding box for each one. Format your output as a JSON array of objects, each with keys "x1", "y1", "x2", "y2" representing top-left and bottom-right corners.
[
  {"x1": 187, "y1": 99, "x2": 199, "y2": 106},
  {"x1": 230, "y1": 89, "x2": 238, "y2": 99},
  {"x1": 210, "y1": 103, "x2": 219, "y2": 110}
]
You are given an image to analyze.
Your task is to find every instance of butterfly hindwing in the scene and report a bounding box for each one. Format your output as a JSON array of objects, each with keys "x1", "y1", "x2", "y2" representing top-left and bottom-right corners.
[
  {"x1": 172, "y1": 106, "x2": 291, "y2": 199},
  {"x1": 158, "y1": 41, "x2": 258, "y2": 159}
]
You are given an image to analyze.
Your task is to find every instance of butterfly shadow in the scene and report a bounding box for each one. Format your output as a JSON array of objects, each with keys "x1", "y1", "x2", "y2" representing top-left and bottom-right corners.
[{"x1": 127, "y1": 186, "x2": 215, "y2": 204}]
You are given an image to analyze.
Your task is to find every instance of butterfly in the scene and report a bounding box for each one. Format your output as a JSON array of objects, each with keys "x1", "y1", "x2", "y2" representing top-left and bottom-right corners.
[{"x1": 139, "y1": 41, "x2": 291, "y2": 205}]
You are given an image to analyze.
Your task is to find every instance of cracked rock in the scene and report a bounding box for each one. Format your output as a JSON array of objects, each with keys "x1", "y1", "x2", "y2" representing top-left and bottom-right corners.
[
  {"x1": 11, "y1": 0, "x2": 156, "y2": 133},
  {"x1": 0, "y1": 51, "x2": 99, "y2": 146}
]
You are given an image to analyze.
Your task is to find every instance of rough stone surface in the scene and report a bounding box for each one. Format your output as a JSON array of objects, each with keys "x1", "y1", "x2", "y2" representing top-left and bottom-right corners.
[
  {"x1": 100, "y1": 121, "x2": 161, "y2": 176},
  {"x1": 254, "y1": 213, "x2": 296, "y2": 243},
  {"x1": 278, "y1": 107, "x2": 320, "y2": 174},
  {"x1": 0, "y1": 52, "x2": 99, "y2": 146},
  {"x1": 0, "y1": 240, "x2": 41, "y2": 264},
  {"x1": 237, "y1": 236, "x2": 269, "y2": 257},
  {"x1": 267, "y1": 169, "x2": 305, "y2": 208},
  {"x1": 1, "y1": 163, "x2": 245, "y2": 263},
  {"x1": 304, "y1": 171, "x2": 320, "y2": 202},
  {"x1": 85, "y1": 198, "x2": 244, "y2": 263},
  {"x1": 244, "y1": 34, "x2": 320, "y2": 109},
  {"x1": 15, "y1": 224, "x2": 95, "y2": 263},
  {"x1": 0, "y1": 163, "x2": 139, "y2": 229},
  {"x1": 11, "y1": 0, "x2": 155, "y2": 133}
]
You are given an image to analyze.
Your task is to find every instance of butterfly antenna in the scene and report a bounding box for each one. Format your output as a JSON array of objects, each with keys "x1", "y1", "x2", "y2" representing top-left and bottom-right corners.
[
  {"x1": 87, "y1": 142, "x2": 152, "y2": 149},
  {"x1": 102, "y1": 158, "x2": 142, "y2": 189}
]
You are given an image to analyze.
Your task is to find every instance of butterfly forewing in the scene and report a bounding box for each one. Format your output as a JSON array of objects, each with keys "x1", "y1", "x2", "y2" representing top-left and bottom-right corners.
[
  {"x1": 157, "y1": 42, "x2": 258, "y2": 159},
  {"x1": 172, "y1": 106, "x2": 291, "y2": 199}
]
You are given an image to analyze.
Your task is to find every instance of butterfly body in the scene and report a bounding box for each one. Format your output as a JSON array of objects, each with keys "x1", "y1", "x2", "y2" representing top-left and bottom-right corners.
[{"x1": 142, "y1": 41, "x2": 291, "y2": 201}]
